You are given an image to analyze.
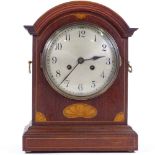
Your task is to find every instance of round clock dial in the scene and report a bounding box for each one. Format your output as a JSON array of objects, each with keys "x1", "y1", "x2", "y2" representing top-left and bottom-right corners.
[{"x1": 42, "y1": 23, "x2": 120, "y2": 100}]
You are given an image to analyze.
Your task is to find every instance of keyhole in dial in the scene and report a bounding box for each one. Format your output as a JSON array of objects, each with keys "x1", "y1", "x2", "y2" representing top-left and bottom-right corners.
[
  {"x1": 67, "y1": 65, "x2": 72, "y2": 70},
  {"x1": 90, "y1": 65, "x2": 95, "y2": 70}
]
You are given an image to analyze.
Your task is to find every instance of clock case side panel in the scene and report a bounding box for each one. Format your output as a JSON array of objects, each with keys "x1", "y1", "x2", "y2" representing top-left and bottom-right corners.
[
  {"x1": 32, "y1": 36, "x2": 37, "y2": 124},
  {"x1": 22, "y1": 27, "x2": 38, "y2": 123}
]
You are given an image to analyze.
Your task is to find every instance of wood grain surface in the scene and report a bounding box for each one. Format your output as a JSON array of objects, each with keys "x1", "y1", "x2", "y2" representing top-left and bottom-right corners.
[{"x1": 23, "y1": 1, "x2": 138, "y2": 152}]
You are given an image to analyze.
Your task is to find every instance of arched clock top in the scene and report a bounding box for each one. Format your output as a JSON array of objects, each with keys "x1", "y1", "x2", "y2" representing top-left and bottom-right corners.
[{"x1": 24, "y1": 1, "x2": 137, "y2": 38}]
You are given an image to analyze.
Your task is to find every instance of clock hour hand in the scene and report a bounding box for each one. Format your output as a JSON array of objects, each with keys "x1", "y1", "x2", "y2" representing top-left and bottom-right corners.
[{"x1": 84, "y1": 55, "x2": 105, "y2": 61}]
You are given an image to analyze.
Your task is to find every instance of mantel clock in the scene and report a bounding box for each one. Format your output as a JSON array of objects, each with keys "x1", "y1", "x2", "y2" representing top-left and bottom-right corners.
[{"x1": 23, "y1": 1, "x2": 138, "y2": 152}]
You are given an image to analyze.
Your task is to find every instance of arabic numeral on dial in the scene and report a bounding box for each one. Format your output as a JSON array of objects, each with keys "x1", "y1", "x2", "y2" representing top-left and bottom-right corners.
[
  {"x1": 56, "y1": 70, "x2": 61, "y2": 77},
  {"x1": 78, "y1": 84, "x2": 83, "y2": 91},
  {"x1": 65, "y1": 34, "x2": 70, "y2": 41},
  {"x1": 102, "y1": 44, "x2": 107, "y2": 51},
  {"x1": 106, "y1": 58, "x2": 111, "y2": 65},
  {"x1": 91, "y1": 81, "x2": 96, "y2": 88},
  {"x1": 65, "y1": 80, "x2": 70, "y2": 87},
  {"x1": 55, "y1": 43, "x2": 62, "y2": 50},
  {"x1": 51, "y1": 57, "x2": 57, "y2": 64},
  {"x1": 101, "y1": 71, "x2": 104, "y2": 78},
  {"x1": 79, "y1": 30, "x2": 86, "y2": 38}
]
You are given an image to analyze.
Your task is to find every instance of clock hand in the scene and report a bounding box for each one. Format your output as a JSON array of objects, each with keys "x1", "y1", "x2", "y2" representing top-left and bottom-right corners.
[
  {"x1": 84, "y1": 55, "x2": 105, "y2": 61},
  {"x1": 59, "y1": 57, "x2": 88, "y2": 86}
]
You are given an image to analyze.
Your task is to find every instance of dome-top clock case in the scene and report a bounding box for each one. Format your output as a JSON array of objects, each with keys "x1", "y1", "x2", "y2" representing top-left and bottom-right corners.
[{"x1": 23, "y1": 1, "x2": 138, "y2": 152}]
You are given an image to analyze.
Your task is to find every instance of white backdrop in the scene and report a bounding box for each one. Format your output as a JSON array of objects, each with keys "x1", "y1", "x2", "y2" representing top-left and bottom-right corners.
[{"x1": 0, "y1": 0, "x2": 155, "y2": 155}]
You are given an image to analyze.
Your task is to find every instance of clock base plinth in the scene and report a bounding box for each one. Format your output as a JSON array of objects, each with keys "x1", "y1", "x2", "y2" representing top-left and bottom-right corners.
[{"x1": 23, "y1": 124, "x2": 138, "y2": 152}]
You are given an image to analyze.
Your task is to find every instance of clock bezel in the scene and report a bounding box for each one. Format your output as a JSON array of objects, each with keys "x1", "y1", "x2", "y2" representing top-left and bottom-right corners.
[{"x1": 41, "y1": 22, "x2": 121, "y2": 100}]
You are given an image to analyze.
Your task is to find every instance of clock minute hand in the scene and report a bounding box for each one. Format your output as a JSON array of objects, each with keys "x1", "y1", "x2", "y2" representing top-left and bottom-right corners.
[
  {"x1": 84, "y1": 55, "x2": 105, "y2": 61},
  {"x1": 59, "y1": 56, "x2": 90, "y2": 86},
  {"x1": 59, "y1": 62, "x2": 79, "y2": 86}
]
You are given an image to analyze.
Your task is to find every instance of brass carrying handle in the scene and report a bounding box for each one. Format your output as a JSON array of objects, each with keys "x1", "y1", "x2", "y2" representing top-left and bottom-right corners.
[
  {"x1": 128, "y1": 62, "x2": 132, "y2": 73},
  {"x1": 28, "y1": 61, "x2": 32, "y2": 73}
]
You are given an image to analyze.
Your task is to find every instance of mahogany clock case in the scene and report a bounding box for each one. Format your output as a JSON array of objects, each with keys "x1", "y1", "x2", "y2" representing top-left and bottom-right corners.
[{"x1": 23, "y1": 1, "x2": 138, "y2": 152}]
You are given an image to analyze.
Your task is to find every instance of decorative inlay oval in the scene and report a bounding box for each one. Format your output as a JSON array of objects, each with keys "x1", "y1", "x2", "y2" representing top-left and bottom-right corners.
[{"x1": 63, "y1": 103, "x2": 97, "y2": 118}]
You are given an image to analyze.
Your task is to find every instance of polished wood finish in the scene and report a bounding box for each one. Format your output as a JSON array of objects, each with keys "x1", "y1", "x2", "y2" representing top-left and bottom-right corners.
[
  {"x1": 23, "y1": 124, "x2": 137, "y2": 152},
  {"x1": 23, "y1": 1, "x2": 138, "y2": 152}
]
